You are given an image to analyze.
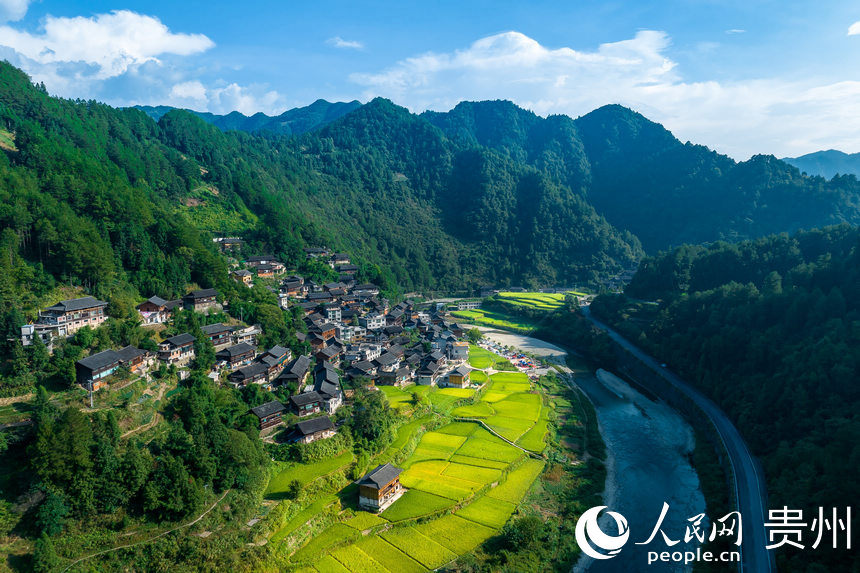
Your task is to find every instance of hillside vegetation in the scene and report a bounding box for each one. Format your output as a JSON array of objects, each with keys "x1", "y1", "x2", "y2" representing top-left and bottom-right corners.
[{"x1": 592, "y1": 224, "x2": 860, "y2": 572}]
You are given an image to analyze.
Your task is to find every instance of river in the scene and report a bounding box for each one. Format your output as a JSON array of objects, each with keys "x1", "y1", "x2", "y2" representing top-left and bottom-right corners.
[{"x1": 475, "y1": 327, "x2": 707, "y2": 572}]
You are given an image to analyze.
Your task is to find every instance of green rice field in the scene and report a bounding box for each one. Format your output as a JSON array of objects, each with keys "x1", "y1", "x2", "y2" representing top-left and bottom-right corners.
[{"x1": 282, "y1": 344, "x2": 550, "y2": 572}]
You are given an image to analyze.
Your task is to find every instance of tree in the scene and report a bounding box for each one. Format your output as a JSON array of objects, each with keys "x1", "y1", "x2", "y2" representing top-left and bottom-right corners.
[
  {"x1": 36, "y1": 491, "x2": 69, "y2": 536},
  {"x1": 32, "y1": 533, "x2": 59, "y2": 573},
  {"x1": 466, "y1": 328, "x2": 483, "y2": 344},
  {"x1": 348, "y1": 388, "x2": 395, "y2": 451}
]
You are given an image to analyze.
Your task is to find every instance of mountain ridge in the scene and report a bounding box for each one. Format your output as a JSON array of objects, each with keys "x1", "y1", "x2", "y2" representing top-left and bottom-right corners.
[
  {"x1": 134, "y1": 98, "x2": 363, "y2": 136},
  {"x1": 782, "y1": 149, "x2": 860, "y2": 178}
]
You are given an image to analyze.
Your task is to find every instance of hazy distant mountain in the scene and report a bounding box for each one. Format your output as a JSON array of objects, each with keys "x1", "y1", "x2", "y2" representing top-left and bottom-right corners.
[
  {"x1": 134, "y1": 99, "x2": 363, "y2": 136},
  {"x1": 781, "y1": 149, "x2": 860, "y2": 178}
]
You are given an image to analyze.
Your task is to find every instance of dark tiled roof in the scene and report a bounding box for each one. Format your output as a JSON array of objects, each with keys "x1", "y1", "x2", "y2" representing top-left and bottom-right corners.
[
  {"x1": 77, "y1": 349, "x2": 119, "y2": 371},
  {"x1": 250, "y1": 400, "x2": 285, "y2": 418},
  {"x1": 229, "y1": 362, "x2": 268, "y2": 380},
  {"x1": 141, "y1": 295, "x2": 168, "y2": 307},
  {"x1": 165, "y1": 333, "x2": 195, "y2": 346},
  {"x1": 202, "y1": 323, "x2": 231, "y2": 335},
  {"x1": 453, "y1": 365, "x2": 471, "y2": 376},
  {"x1": 115, "y1": 346, "x2": 147, "y2": 362},
  {"x1": 185, "y1": 288, "x2": 217, "y2": 299},
  {"x1": 290, "y1": 391, "x2": 322, "y2": 407},
  {"x1": 295, "y1": 416, "x2": 334, "y2": 435},
  {"x1": 280, "y1": 355, "x2": 311, "y2": 380},
  {"x1": 47, "y1": 296, "x2": 107, "y2": 312},
  {"x1": 357, "y1": 463, "x2": 402, "y2": 489},
  {"x1": 164, "y1": 299, "x2": 182, "y2": 310},
  {"x1": 375, "y1": 352, "x2": 399, "y2": 367},
  {"x1": 217, "y1": 343, "x2": 255, "y2": 359}
]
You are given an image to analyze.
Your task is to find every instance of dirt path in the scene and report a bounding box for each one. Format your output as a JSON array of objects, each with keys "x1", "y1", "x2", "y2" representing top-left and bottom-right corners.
[
  {"x1": 120, "y1": 383, "x2": 168, "y2": 439},
  {"x1": 60, "y1": 489, "x2": 230, "y2": 572},
  {"x1": 0, "y1": 393, "x2": 33, "y2": 407}
]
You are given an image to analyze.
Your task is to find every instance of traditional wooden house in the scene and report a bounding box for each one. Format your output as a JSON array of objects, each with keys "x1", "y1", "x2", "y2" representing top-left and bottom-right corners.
[
  {"x1": 445, "y1": 365, "x2": 472, "y2": 388},
  {"x1": 416, "y1": 361, "x2": 441, "y2": 386},
  {"x1": 27, "y1": 296, "x2": 109, "y2": 343},
  {"x1": 216, "y1": 343, "x2": 256, "y2": 368},
  {"x1": 158, "y1": 333, "x2": 196, "y2": 366},
  {"x1": 357, "y1": 464, "x2": 404, "y2": 512},
  {"x1": 277, "y1": 355, "x2": 311, "y2": 390},
  {"x1": 201, "y1": 323, "x2": 233, "y2": 349},
  {"x1": 313, "y1": 362, "x2": 344, "y2": 413},
  {"x1": 289, "y1": 391, "x2": 323, "y2": 417},
  {"x1": 291, "y1": 416, "x2": 335, "y2": 444},
  {"x1": 183, "y1": 288, "x2": 218, "y2": 312},
  {"x1": 75, "y1": 346, "x2": 153, "y2": 390},
  {"x1": 250, "y1": 400, "x2": 286, "y2": 430},
  {"x1": 136, "y1": 296, "x2": 174, "y2": 325},
  {"x1": 231, "y1": 269, "x2": 253, "y2": 286},
  {"x1": 227, "y1": 362, "x2": 269, "y2": 387},
  {"x1": 378, "y1": 366, "x2": 411, "y2": 387},
  {"x1": 259, "y1": 345, "x2": 291, "y2": 380}
]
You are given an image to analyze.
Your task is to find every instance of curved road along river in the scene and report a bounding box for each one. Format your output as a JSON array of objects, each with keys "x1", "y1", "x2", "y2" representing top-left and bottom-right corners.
[{"x1": 582, "y1": 306, "x2": 774, "y2": 573}]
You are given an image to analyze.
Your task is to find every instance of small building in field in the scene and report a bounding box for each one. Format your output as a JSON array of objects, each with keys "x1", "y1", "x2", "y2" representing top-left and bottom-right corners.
[
  {"x1": 445, "y1": 365, "x2": 472, "y2": 388},
  {"x1": 457, "y1": 300, "x2": 481, "y2": 311},
  {"x1": 357, "y1": 464, "x2": 405, "y2": 512},
  {"x1": 289, "y1": 391, "x2": 323, "y2": 417},
  {"x1": 291, "y1": 416, "x2": 335, "y2": 444},
  {"x1": 250, "y1": 400, "x2": 286, "y2": 430},
  {"x1": 183, "y1": 288, "x2": 218, "y2": 312}
]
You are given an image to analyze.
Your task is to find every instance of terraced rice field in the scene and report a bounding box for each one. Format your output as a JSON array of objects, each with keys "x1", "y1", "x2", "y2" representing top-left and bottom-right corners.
[
  {"x1": 288, "y1": 345, "x2": 549, "y2": 572},
  {"x1": 494, "y1": 291, "x2": 587, "y2": 311},
  {"x1": 266, "y1": 450, "x2": 354, "y2": 497},
  {"x1": 450, "y1": 309, "x2": 537, "y2": 333}
]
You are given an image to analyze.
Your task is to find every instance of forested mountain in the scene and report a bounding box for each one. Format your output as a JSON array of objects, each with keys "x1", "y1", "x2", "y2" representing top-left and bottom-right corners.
[
  {"x1": 575, "y1": 105, "x2": 860, "y2": 251},
  {"x1": 136, "y1": 99, "x2": 362, "y2": 136},
  {"x1": 592, "y1": 225, "x2": 860, "y2": 571},
  {"x1": 782, "y1": 149, "x2": 860, "y2": 178},
  {"x1": 1, "y1": 59, "x2": 860, "y2": 311}
]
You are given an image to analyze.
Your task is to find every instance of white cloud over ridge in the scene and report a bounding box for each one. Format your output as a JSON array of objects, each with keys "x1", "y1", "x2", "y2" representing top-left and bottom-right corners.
[
  {"x1": 351, "y1": 30, "x2": 860, "y2": 159},
  {"x1": 167, "y1": 80, "x2": 284, "y2": 115}
]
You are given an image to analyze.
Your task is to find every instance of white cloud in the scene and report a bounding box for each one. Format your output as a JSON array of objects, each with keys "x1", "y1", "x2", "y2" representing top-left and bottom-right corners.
[
  {"x1": 848, "y1": 21, "x2": 860, "y2": 36},
  {"x1": 725, "y1": 29, "x2": 746, "y2": 35},
  {"x1": 0, "y1": 0, "x2": 31, "y2": 22},
  {"x1": 0, "y1": 10, "x2": 214, "y2": 79},
  {"x1": 327, "y1": 36, "x2": 364, "y2": 50},
  {"x1": 351, "y1": 30, "x2": 860, "y2": 158},
  {"x1": 165, "y1": 80, "x2": 284, "y2": 116}
]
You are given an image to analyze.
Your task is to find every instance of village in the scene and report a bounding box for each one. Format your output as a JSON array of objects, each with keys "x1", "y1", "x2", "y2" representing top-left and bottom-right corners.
[{"x1": 15, "y1": 245, "x2": 512, "y2": 499}]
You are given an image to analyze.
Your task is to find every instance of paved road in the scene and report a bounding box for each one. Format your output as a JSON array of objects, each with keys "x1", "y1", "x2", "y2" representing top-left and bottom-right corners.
[{"x1": 582, "y1": 306, "x2": 774, "y2": 573}]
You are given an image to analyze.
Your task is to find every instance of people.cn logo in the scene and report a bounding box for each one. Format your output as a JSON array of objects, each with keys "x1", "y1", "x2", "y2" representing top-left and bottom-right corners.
[{"x1": 575, "y1": 506, "x2": 631, "y2": 560}]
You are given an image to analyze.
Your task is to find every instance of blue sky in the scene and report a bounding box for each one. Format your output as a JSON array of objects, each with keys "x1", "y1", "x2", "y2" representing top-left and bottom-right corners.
[{"x1": 0, "y1": 0, "x2": 859, "y2": 159}]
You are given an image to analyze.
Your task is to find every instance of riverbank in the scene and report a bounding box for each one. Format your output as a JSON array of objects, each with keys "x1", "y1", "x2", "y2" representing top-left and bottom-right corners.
[{"x1": 470, "y1": 327, "x2": 707, "y2": 572}]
